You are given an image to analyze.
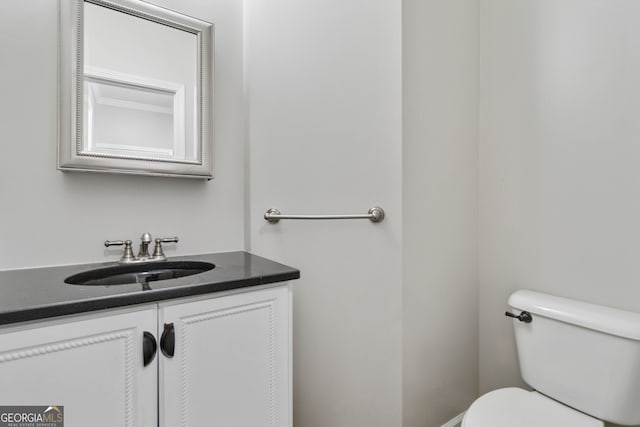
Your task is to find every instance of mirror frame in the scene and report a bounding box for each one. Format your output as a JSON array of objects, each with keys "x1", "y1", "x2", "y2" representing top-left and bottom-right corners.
[{"x1": 58, "y1": 0, "x2": 214, "y2": 179}]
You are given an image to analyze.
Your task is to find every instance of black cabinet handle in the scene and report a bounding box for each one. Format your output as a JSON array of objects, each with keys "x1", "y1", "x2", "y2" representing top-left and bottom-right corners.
[
  {"x1": 160, "y1": 322, "x2": 175, "y2": 358},
  {"x1": 143, "y1": 331, "x2": 157, "y2": 367},
  {"x1": 505, "y1": 310, "x2": 532, "y2": 323}
]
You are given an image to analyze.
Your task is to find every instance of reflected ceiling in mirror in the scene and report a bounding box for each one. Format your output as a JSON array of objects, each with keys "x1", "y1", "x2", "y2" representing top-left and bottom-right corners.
[{"x1": 59, "y1": 0, "x2": 214, "y2": 179}]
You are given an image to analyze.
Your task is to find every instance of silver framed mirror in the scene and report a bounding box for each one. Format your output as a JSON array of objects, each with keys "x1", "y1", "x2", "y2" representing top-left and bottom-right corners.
[{"x1": 58, "y1": 0, "x2": 214, "y2": 179}]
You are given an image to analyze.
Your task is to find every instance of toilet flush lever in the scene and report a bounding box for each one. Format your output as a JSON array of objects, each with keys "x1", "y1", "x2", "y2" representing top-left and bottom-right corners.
[{"x1": 505, "y1": 311, "x2": 532, "y2": 323}]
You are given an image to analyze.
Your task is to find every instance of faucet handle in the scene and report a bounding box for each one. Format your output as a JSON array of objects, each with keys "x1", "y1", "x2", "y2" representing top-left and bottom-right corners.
[
  {"x1": 152, "y1": 237, "x2": 179, "y2": 260},
  {"x1": 105, "y1": 239, "x2": 135, "y2": 263}
]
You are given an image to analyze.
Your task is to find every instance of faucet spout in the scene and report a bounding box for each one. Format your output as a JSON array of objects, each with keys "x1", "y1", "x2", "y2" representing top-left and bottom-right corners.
[{"x1": 137, "y1": 232, "x2": 153, "y2": 259}]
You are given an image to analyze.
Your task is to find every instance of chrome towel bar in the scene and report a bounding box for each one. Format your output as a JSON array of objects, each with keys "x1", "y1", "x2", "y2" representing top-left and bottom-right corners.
[{"x1": 264, "y1": 206, "x2": 385, "y2": 224}]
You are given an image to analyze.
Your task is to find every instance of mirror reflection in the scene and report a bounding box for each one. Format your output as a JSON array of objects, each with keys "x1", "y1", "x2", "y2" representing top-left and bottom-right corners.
[
  {"x1": 84, "y1": 74, "x2": 179, "y2": 159},
  {"x1": 82, "y1": 1, "x2": 196, "y2": 162}
]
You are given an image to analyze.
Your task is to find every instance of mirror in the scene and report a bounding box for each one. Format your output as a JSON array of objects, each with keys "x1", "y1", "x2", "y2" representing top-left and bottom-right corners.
[{"x1": 59, "y1": 0, "x2": 214, "y2": 179}]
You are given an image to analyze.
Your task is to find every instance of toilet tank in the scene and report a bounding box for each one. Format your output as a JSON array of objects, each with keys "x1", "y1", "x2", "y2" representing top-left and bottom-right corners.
[{"x1": 508, "y1": 290, "x2": 640, "y2": 426}]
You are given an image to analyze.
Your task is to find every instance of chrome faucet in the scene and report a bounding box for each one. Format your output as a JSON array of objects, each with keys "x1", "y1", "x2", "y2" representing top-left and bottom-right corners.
[{"x1": 105, "y1": 233, "x2": 179, "y2": 264}]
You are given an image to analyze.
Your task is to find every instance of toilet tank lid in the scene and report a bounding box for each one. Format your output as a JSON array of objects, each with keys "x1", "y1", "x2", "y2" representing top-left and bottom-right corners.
[{"x1": 509, "y1": 290, "x2": 640, "y2": 341}]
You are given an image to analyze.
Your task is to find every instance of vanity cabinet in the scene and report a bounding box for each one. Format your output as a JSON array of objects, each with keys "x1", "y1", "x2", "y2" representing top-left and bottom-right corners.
[{"x1": 0, "y1": 284, "x2": 291, "y2": 427}]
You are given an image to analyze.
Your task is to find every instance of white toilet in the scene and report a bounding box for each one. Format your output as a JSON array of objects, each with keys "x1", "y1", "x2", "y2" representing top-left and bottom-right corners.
[{"x1": 463, "y1": 290, "x2": 640, "y2": 427}]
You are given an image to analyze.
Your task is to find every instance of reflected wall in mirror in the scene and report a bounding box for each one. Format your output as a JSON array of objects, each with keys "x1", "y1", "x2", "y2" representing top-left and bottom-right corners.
[{"x1": 59, "y1": 0, "x2": 214, "y2": 179}]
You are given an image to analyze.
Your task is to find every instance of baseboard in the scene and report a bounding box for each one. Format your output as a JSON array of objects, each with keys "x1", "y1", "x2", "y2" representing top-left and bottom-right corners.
[{"x1": 440, "y1": 412, "x2": 465, "y2": 427}]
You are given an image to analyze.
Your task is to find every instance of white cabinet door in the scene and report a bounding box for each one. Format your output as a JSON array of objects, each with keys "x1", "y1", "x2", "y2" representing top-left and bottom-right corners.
[
  {"x1": 0, "y1": 308, "x2": 158, "y2": 427},
  {"x1": 159, "y1": 285, "x2": 291, "y2": 427}
]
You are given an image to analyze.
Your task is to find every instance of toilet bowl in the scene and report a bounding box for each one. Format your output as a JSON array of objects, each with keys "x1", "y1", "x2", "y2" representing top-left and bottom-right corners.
[
  {"x1": 462, "y1": 387, "x2": 602, "y2": 427},
  {"x1": 462, "y1": 290, "x2": 640, "y2": 427}
]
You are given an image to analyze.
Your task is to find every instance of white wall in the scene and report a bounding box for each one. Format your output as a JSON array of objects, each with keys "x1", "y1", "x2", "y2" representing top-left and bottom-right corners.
[
  {"x1": 244, "y1": 0, "x2": 403, "y2": 426},
  {"x1": 0, "y1": 0, "x2": 245, "y2": 270},
  {"x1": 479, "y1": 2, "x2": 640, "y2": 426},
  {"x1": 403, "y1": 0, "x2": 479, "y2": 425}
]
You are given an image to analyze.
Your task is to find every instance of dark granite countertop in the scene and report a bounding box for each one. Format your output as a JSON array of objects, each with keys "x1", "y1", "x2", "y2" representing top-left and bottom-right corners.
[{"x1": 0, "y1": 251, "x2": 300, "y2": 326}]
